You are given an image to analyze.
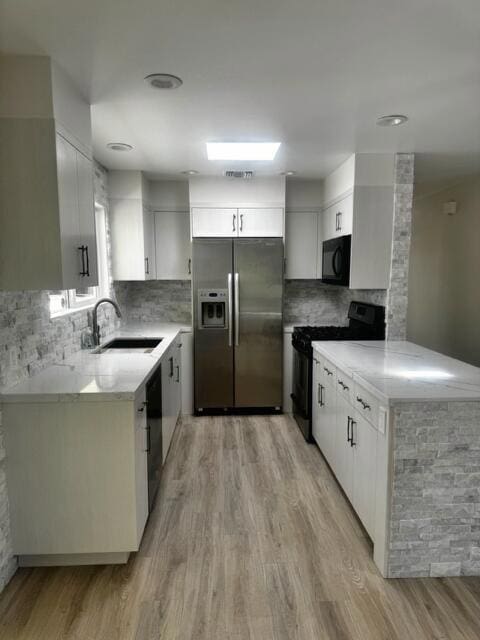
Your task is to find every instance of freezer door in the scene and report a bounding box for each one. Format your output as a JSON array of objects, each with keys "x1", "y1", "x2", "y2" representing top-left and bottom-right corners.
[
  {"x1": 233, "y1": 238, "x2": 283, "y2": 408},
  {"x1": 193, "y1": 238, "x2": 234, "y2": 410}
]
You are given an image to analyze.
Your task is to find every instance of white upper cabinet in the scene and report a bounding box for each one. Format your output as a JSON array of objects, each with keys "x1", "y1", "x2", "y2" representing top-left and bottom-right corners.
[
  {"x1": 189, "y1": 176, "x2": 286, "y2": 239},
  {"x1": 284, "y1": 179, "x2": 323, "y2": 280},
  {"x1": 322, "y1": 154, "x2": 395, "y2": 289},
  {"x1": 283, "y1": 156, "x2": 395, "y2": 288},
  {"x1": 285, "y1": 211, "x2": 318, "y2": 278},
  {"x1": 154, "y1": 212, "x2": 191, "y2": 279},
  {"x1": 0, "y1": 55, "x2": 98, "y2": 291},
  {"x1": 191, "y1": 207, "x2": 237, "y2": 237},
  {"x1": 109, "y1": 171, "x2": 156, "y2": 281},
  {"x1": 322, "y1": 192, "x2": 353, "y2": 240},
  {"x1": 237, "y1": 208, "x2": 283, "y2": 237}
]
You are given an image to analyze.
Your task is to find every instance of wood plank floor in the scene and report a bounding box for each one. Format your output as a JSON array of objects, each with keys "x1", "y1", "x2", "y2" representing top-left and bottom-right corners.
[{"x1": 1, "y1": 414, "x2": 480, "y2": 639}]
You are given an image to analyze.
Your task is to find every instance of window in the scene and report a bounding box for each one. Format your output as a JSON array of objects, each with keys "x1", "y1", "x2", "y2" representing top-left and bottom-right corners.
[{"x1": 49, "y1": 204, "x2": 110, "y2": 317}]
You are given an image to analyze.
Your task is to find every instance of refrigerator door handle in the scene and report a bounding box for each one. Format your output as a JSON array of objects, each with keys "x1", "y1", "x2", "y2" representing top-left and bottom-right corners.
[
  {"x1": 234, "y1": 272, "x2": 240, "y2": 346},
  {"x1": 228, "y1": 272, "x2": 233, "y2": 347}
]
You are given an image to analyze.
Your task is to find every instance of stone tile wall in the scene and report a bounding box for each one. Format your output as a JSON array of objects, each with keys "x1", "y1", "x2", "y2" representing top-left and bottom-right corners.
[
  {"x1": 114, "y1": 280, "x2": 192, "y2": 325},
  {"x1": 389, "y1": 401, "x2": 480, "y2": 578},
  {"x1": 0, "y1": 161, "x2": 118, "y2": 592},
  {"x1": 386, "y1": 153, "x2": 415, "y2": 340},
  {"x1": 284, "y1": 280, "x2": 386, "y2": 325}
]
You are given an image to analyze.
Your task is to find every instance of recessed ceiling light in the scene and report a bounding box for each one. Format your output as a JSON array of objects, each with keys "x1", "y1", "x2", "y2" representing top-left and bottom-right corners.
[
  {"x1": 206, "y1": 142, "x2": 281, "y2": 161},
  {"x1": 181, "y1": 170, "x2": 199, "y2": 175},
  {"x1": 106, "y1": 142, "x2": 133, "y2": 152},
  {"x1": 281, "y1": 170, "x2": 296, "y2": 176},
  {"x1": 376, "y1": 114, "x2": 408, "y2": 127},
  {"x1": 145, "y1": 73, "x2": 183, "y2": 90}
]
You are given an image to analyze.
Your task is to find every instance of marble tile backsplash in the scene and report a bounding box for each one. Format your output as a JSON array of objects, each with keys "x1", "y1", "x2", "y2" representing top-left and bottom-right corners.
[
  {"x1": 114, "y1": 280, "x2": 192, "y2": 325},
  {"x1": 284, "y1": 280, "x2": 387, "y2": 326}
]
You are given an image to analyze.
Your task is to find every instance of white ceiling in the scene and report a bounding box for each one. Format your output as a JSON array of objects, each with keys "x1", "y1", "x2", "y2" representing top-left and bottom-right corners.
[{"x1": 2, "y1": 0, "x2": 480, "y2": 182}]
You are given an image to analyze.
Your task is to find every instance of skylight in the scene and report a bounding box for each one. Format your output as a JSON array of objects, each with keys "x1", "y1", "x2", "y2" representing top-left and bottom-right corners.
[{"x1": 206, "y1": 142, "x2": 281, "y2": 161}]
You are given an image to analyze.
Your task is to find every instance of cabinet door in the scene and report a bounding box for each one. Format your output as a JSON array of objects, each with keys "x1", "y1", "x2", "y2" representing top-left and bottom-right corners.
[
  {"x1": 352, "y1": 412, "x2": 378, "y2": 539},
  {"x1": 322, "y1": 194, "x2": 353, "y2": 241},
  {"x1": 173, "y1": 337, "x2": 182, "y2": 424},
  {"x1": 237, "y1": 208, "x2": 283, "y2": 237},
  {"x1": 321, "y1": 204, "x2": 337, "y2": 241},
  {"x1": 333, "y1": 193, "x2": 353, "y2": 237},
  {"x1": 143, "y1": 207, "x2": 156, "y2": 280},
  {"x1": 312, "y1": 360, "x2": 322, "y2": 445},
  {"x1": 155, "y1": 212, "x2": 191, "y2": 279},
  {"x1": 134, "y1": 389, "x2": 149, "y2": 542},
  {"x1": 180, "y1": 332, "x2": 193, "y2": 415},
  {"x1": 322, "y1": 382, "x2": 337, "y2": 465},
  {"x1": 56, "y1": 134, "x2": 81, "y2": 289},
  {"x1": 285, "y1": 211, "x2": 317, "y2": 279},
  {"x1": 333, "y1": 394, "x2": 354, "y2": 500},
  {"x1": 191, "y1": 207, "x2": 237, "y2": 237},
  {"x1": 76, "y1": 150, "x2": 98, "y2": 286}
]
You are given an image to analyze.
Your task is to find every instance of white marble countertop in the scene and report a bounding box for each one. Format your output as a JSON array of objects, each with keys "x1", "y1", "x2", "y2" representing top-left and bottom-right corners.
[
  {"x1": 312, "y1": 340, "x2": 480, "y2": 404},
  {"x1": 1, "y1": 322, "x2": 191, "y2": 404}
]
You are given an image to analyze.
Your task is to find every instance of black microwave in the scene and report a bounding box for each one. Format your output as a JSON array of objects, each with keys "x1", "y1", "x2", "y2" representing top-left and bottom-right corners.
[{"x1": 322, "y1": 235, "x2": 351, "y2": 286}]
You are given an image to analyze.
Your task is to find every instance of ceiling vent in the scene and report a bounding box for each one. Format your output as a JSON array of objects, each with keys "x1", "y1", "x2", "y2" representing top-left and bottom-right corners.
[{"x1": 224, "y1": 170, "x2": 254, "y2": 179}]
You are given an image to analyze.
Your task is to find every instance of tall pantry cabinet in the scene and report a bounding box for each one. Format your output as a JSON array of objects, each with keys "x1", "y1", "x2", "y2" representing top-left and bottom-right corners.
[{"x1": 0, "y1": 55, "x2": 98, "y2": 290}]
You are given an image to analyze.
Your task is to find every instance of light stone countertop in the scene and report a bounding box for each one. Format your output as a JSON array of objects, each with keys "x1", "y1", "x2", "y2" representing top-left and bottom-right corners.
[
  {"x1": 312, "y1": 340, "x2": 480, "y2": 404},
  {"x1": 1, "y1": 322, "x2": 191, "y2": 404}
]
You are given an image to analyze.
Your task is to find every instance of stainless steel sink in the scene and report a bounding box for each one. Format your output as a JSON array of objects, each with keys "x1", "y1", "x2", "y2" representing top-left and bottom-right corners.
[{"x1": 92, "y1": 337, "x2": 163, "y2": 354}]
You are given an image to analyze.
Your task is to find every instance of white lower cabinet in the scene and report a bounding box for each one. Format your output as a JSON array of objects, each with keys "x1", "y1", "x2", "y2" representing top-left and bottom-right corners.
[
  {"x1": 352, "y1": 412, "x2": 378, "y2": 539},
  {"x1": 312, "y1": 357, "x2": 336, "y2": 464},
  {"x1": 161, "y1": 335, "x2": 182, "y2": 462},
  {"x1": 312, "y1": 356, "x2": 384, "y2": 541},
  {"x1": 333, "y1": 394, "x2": 354, "y2": 501}
]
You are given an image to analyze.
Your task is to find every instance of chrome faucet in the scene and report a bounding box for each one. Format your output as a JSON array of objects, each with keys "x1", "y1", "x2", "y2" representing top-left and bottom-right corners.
[{"x1": 92, "y1": 298, "x2": 122, "y2": 346}]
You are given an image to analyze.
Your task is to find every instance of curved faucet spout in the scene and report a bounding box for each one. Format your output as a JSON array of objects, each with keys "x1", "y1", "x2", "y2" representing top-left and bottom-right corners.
[{"x1": 92, "y1": 298, "x2": 122, "y2": 346}]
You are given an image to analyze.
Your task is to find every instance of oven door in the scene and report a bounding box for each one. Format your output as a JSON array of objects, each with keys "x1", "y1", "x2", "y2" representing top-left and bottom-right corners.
[
  {"x1": 291, "y1": 346, "x2": 313, "y2": 442},
  {"x1": 322, "y1": 235, "x2": 351, "y2": 286}
]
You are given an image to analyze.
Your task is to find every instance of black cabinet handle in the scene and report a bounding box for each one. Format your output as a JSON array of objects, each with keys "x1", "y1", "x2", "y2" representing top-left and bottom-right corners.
[
  {"x1": 323, "y1": 367, "x2": 333, "y2": 376},
  {"x1": 169, "y1": 356, "x2": 174, "y2": 377},
  {"x1": 85, "y1": 245, "x2": 90, "y2": 277},
  {"x1": 356, "y1": 396, "x2": 371, "y2": 410},
  {"x1": 240, "y1": 213, "x2": 244, "y2": 232},
  {"x1": 146, "y1": 424, "x2": 151, "y2": 453},
  {"x1": 145, "y1": 257, "x2": 149, "y2": 275},
  {"x1": 338, "y1": 380, "x2": 349, "y2": 391},
  {"x1": 347, "y1": 416, "x2": 352, "y2": 444},
  {"x1": 232, "y1": 214, "x2": 236, "y2": 233},
  {"x1": 350, "y1": 419, "x2": 357, "y2": 447},
  {"x1": 317, "y1": 383, "x2": 323, "y2": 406},
  {"x1": 176, "y1": 365, "x2": 180, "y2": 382},
  {"x1": 188, "y1": 258, "x2": 191, "y2": 275},
  {"x1": 78, "y1": 245, "x2": 86, "y2": 276}
]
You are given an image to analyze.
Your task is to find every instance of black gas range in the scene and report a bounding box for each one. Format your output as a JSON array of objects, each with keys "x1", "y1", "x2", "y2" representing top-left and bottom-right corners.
[{"x1": 291, "y1": 301, "x2": 385, "y2": 442}]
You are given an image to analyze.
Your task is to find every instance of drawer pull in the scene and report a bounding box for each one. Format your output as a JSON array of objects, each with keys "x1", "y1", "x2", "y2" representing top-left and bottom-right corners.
[
  {"x1": 347, "y1": 416, "x2": 352, "y2": 443},
  {"x1": 356, "y1": 396, "x2": 371, "y2": 410},
  {"x1": 323, "y1": 367, "x2": 333, "y2": 376},
  {"x1": 338, "y1": 380, "x2": 349, "y2": 391}
]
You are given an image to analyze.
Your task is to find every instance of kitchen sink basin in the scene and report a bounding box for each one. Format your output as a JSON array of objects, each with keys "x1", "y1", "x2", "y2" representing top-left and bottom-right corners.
[{"x1": 93, "y1": 337, "x2": 162, "y2": 354}]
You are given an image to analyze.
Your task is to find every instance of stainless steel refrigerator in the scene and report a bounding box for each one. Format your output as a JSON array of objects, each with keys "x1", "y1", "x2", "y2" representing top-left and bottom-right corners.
[{"x1": 193, "y1": 237, "x2": 283, "y2": 412}]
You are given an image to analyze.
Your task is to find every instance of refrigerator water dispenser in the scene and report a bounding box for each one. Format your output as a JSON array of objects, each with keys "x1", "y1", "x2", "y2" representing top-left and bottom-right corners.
[{"x1": 198, "y1": 289, "x2": 227, "y2": 329}]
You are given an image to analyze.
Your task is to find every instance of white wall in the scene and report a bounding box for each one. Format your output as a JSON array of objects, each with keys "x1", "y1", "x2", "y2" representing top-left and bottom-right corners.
[
  {"x1": 149, "y1": 180, "x2": 189, "y2": 211},
  {"x1": 407, "y1": 174, "x2": 480, "y2": 365}
]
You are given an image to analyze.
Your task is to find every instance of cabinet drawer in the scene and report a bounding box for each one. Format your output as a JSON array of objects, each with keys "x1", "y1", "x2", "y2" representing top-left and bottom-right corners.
[
  {"x1": 320, "y1": 357, "x2": 336, "y2": 388},
  {"x1": 353, "y1": 382, "x2": 379, "y2": 428},
  {"x1": 336, "y1": 367, "x2": 354, "y2": 404}
]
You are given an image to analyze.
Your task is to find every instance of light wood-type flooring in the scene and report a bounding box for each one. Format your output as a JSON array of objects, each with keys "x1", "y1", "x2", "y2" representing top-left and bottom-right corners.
[{"x1": 1, "y1": 415, "x2": 480, "y2": 639}]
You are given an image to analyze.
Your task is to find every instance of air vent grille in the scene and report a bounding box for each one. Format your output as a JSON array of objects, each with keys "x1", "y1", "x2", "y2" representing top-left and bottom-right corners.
[{"x1": 225, "y1": 170, "x2": 254, "y2": 179}]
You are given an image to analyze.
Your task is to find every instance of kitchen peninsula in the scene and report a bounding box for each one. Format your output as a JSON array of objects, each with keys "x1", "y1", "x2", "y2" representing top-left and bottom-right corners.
[{"x1": 312, "y1": 339, "x2": 480, "y2": 578}]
